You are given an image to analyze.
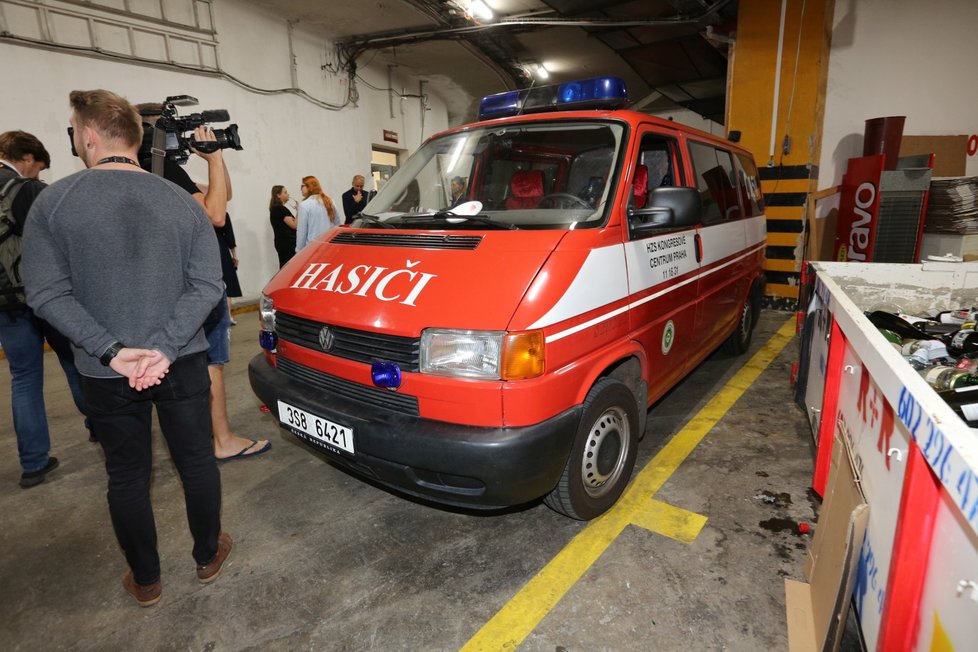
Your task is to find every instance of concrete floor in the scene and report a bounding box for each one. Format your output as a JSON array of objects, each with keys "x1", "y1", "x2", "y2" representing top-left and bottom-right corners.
[{"x1": 0, "y1": 310, "x2": 829, "y2": 651}]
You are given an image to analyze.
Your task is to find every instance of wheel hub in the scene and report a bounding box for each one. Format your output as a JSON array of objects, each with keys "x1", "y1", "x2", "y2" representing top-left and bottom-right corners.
[{"x1": 581, "y1": 406, "x2": 629, "y2": 496}]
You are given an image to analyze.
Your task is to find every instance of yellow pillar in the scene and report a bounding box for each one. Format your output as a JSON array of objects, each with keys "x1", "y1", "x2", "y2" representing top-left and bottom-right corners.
[{"x1": 727, "y1": 0, "x2": 835, "y2": 308}]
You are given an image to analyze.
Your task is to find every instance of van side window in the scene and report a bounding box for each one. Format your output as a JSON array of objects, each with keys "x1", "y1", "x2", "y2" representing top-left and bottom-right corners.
[
  {"x1": 734, "y1": 153, "x2": 765, "y2": 217},
  {"x1": 688, "y1": 141, "x2": 742, "y2": 225},
  {"x1": 629, "y1": 135, "x2": 680, "y2": 211}
]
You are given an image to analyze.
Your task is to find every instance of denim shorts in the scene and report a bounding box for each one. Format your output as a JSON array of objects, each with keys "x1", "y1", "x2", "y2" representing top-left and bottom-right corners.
[{"x1": 204, "y1": 297, "x2": 231, "y2": 366}]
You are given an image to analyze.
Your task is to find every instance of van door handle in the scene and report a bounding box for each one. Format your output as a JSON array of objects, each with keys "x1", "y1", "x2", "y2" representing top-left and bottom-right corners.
[{"x1": 694, "y1": 234, "x2": 703, "y2": 263}]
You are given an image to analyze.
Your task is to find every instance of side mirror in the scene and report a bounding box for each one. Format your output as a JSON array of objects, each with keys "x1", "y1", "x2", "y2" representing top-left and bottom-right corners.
[{"x1": 628, "y1": 187, "x2": 701, "y2": 234}]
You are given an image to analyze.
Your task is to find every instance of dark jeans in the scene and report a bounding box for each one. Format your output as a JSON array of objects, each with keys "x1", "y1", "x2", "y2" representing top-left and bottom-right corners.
[
  {"x1": 80, "y1": 352, "x2": 221, "y2": 585},
  {"x1": 0, "y1": 309, "x2": 88, "y2": 472}
]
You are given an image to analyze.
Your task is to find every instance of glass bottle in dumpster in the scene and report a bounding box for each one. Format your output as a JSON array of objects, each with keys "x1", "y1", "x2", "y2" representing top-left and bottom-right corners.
[
  {"x1": 947, "y1": 329, "x2": 978, "y2": 357},
  {"x1": 920, "y1": 365, "x2": 978, "y2": 391},
  {"x1": 937, "y1": 385, "x2": 978, "y2": 427},
  {"x1": 866, "y1": 311, "x2": 928, "y2": 340},
  {"x1": 877, "y1": 328, "x2": 903, "y2": 346},
  {"x1": 934, "y1": 308, "x2": 978, "y2": 325},
  {"x1": 898, "y1": 313, "x2": 950, "y2": 336}
]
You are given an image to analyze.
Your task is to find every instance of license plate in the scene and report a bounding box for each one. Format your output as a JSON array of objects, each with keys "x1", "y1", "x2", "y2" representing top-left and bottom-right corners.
[{"x1": 277, "y1": 401, "x2": 354, "y2": 454}]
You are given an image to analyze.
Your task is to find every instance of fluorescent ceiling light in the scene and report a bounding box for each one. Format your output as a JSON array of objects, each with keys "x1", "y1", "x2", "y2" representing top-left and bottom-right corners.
[{"x1": 469, "y1": 0, "x2": 493, "y2": 20}]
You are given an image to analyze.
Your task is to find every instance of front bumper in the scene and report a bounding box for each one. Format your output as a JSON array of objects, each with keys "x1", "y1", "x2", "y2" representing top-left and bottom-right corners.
[{"x1": 248, "y1": 353, "x2": 582, "y2": 509}]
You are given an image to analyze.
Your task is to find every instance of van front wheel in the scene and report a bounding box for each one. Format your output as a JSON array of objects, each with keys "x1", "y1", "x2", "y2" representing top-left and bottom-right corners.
[{"x1": 544, "y1": 378, "x2": 639, "y2": 520}]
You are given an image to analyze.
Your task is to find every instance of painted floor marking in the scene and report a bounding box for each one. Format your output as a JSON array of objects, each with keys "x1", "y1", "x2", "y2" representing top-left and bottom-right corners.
[
  {"x1": 629, "y1": 499, "x2": 707, "y2": 544},
  {"x1": 461, "y1": 317, "x2": 796, "y2": 651}
]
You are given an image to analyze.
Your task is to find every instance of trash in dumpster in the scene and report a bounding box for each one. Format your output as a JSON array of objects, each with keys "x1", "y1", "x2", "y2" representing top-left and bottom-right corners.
[{"x1": 866, "y1": 306, "x2": 978, "y2": 426}]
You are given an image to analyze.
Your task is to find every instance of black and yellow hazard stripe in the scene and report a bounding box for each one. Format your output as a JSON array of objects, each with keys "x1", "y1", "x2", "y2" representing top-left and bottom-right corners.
[{"x1": 759, "y1": 165, "x2": 816, "y2": 309}]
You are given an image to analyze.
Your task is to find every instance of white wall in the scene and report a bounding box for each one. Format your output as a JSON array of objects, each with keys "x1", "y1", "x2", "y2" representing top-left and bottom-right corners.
[
  {"x1": 647, "y1": 108, "x2": 724, "y2": 136},
  {"x1": 0, "y1": 0, "x2": 449, "y2": 302},
  {"x1": 819, "y1": 0, "x2": 978, "y2": 192}
]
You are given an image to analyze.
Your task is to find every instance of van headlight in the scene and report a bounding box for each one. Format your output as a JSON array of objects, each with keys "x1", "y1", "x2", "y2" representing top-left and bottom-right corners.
[
  {"x1": 420, "y1": 329, "x2": 544, "y2": 380},
  {"x1": 258, "y1": 293, "x2": 278, "y2": 351},
  {"x1": 259, "y1": 293, "x2": 276, "y2": 331}
]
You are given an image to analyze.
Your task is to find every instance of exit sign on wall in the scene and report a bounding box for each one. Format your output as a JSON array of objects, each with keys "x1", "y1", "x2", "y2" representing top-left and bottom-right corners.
[{"x1": 383, "y1": 130, "x2": 398, "y2": 143}]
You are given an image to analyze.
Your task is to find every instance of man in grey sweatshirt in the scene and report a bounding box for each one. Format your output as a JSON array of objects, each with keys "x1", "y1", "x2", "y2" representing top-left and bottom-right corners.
[{"x1": 21, "y1": 89, "x2": 232, "y2": 607}]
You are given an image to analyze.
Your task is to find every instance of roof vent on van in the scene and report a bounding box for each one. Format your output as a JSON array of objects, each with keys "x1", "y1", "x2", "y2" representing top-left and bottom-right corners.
[{"x1": 331, "y1": 231, "x2": 482, "y2": 250}]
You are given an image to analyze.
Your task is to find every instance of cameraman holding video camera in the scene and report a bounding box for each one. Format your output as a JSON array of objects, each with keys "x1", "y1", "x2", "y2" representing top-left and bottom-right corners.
[{"x1": 136, "y1": 101, "x2": 270, "y2": 463}]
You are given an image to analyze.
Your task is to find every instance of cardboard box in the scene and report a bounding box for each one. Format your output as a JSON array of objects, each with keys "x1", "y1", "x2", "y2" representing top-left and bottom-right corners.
[
  {"x1": 785, "y1": 431, "x2": 869, "y2": 652},
  {"x1": 900, "y1": 135, "x2": 967, "y2": 177}
]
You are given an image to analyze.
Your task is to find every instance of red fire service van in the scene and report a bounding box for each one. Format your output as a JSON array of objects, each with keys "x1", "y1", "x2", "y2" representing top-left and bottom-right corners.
[{"x1": 250, "y1": 76, "x2": 766, "y2": 520}]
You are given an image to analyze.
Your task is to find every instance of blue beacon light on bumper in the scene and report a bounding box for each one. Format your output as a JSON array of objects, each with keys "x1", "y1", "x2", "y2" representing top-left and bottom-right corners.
[
  {"x1": 259, "y1": 330, "x2": 278, "y2": 351},
  {"x1": 479, "y1": 75, "x2": 628, "y2": 120},
  {"x1": 371, "y1": 361, "x2": 402, "y2": 390}
]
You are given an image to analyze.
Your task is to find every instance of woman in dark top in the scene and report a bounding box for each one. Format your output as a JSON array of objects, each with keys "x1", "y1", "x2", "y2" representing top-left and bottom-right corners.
[{"x1": 269, "y1": 185, "x2": 297, "y2": 268}]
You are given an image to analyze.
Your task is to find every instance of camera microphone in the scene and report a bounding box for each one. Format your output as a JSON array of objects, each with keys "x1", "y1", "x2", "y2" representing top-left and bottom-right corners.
[{"x1": 200, "y1": 109, "x2": 230, "y2": 122}]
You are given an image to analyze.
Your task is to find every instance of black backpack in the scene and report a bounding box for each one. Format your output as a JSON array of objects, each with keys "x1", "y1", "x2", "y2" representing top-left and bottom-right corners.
[{"x1": 0, "y1": 176, "x2": 31, "y2": 311}]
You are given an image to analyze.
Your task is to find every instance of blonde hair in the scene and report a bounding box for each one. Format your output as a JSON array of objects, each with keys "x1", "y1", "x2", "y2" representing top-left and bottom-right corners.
[{"x1": 302, "y1": 176, "x2": 335, "y2": 218}]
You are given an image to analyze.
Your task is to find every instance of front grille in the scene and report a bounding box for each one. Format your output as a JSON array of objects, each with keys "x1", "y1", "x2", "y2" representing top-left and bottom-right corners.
[
  {"x1": 331, "y1": 231, "x2": 482, "y2": 250},
  {"x1": 276, "y1": 312, "x2": 420, "y2": 371},
  {"x1": 277, "y1": 357, "x2": 420, "y2": 417}
]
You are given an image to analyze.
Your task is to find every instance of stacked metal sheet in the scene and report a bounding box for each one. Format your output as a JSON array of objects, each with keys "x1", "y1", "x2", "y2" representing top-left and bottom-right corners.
[{"x1": 924, "y1": 176, "x2": 978, "y2": 234}]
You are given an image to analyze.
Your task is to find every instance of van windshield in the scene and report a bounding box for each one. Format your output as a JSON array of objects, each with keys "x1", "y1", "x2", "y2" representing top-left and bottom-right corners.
[{"x1": 359, "y1": 120, "x2": 625, "y2": 230}]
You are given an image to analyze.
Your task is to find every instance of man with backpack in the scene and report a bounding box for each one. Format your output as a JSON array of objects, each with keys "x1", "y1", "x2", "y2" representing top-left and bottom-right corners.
[{"x1": 0, "y1": 130, "x2": 90, "y2": 488}]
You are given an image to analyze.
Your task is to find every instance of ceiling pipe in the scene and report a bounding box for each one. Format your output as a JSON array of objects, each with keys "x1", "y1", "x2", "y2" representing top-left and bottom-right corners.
[{"x1": 340, "y1": 0, "x2": 734, "y2": 52}]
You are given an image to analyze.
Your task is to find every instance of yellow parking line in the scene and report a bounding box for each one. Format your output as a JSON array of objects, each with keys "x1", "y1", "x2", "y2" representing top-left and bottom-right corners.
[
  {"x1": 629, "y1": 499, "x2": 708, "y2": 544},
  {"x1": 461, "y1": 317, "x2": 796, "y2": 652}
]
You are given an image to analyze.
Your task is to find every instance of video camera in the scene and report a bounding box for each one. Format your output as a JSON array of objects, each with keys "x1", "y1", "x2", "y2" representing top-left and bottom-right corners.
[{"x1": 140, "y1": 95, "x2": 242, "y2": 165}]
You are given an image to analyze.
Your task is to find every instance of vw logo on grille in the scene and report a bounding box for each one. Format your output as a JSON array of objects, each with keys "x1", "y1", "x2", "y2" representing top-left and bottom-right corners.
[{"x1": 318, "y1": 326, "x2": 334, "y2": 351}]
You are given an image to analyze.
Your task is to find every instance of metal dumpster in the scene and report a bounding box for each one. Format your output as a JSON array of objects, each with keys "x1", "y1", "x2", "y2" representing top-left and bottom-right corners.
[{"x1": 798, "y1": 261, "x2": 978, "y2": 651}]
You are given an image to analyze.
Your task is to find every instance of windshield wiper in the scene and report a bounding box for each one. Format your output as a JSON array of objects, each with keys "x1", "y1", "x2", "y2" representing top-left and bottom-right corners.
[
  {"x1": 399, "y1": 210, "x2": 518, "y2": 230},
  {"x1": 352, "y1": 213, "x2": 396, "y2": 229}
]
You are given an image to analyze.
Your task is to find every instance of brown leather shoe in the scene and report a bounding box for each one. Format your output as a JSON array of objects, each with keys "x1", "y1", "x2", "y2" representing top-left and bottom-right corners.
[
  {"x1": 122, "y1": 570, "x2": 161, "y2": 607},
  {"x1": 196, "y1": 531, "x2": 233, "y2": 584}
]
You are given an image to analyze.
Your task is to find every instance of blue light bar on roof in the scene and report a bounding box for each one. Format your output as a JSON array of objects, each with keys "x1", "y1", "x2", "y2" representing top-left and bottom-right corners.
[{"x1": 479, "y1": 76, "x2": 628, "y2": 120}]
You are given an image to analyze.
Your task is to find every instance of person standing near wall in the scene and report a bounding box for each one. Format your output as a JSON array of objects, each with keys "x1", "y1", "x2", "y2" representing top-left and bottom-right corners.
[
  {"x1": 22, "y1": 89, "x2": 231, "y2": 605},
  {"x1": 269, "y1": 184, "x2": 297, "y2": 267},
  {"x1": 0, "y1": 130, "x2": 93, "y2": 489},
  {"x1": 341, "y1": 174, "x2": 368, "y2": 224},
  {"x1": 295, "y1": 175, "x2": 337, "y2": 251}
]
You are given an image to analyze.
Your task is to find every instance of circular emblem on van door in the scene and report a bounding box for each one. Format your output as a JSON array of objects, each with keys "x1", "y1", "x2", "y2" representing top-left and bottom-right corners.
[
  {"x1": 662, "y1": 320, "x2": 675, "y2": 355},
  {"x1": 318, "y1": 326, "x2": 334, "y2": 352}
]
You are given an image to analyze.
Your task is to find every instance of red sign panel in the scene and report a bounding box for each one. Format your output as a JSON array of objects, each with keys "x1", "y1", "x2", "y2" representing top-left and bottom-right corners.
[
  {"x1": 834, "y1": 154, "x2": 885, "y2": 262},
  {"x1": 383, "y1": 129, "x2": 398, "y2": 143}
]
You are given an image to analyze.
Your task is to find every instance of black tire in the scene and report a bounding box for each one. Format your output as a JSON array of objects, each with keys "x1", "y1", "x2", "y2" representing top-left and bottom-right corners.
[
  {"x1": 722, "y1": 289, "x2": 756, "y2": 355},
  {"x1": 544, "y1": 378, "x2": 639, "y2": 520}
]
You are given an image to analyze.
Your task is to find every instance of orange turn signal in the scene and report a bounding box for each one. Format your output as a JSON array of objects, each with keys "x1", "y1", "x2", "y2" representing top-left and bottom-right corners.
[{"x1": 501, "y1": 331, "x2": 545, "y2": 380}]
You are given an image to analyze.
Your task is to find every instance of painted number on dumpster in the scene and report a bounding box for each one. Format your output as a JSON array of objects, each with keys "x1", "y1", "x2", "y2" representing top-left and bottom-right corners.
[{"x1": 897, "y1": 386, "x2": 978, "y2": 530}]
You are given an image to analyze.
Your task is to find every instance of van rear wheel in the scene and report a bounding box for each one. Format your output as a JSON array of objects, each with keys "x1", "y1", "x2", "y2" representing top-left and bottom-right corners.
[
  {"x1": 722, "y1": 290, "x2": 756, "y2": 355},
  {"x1": 544, "y1": 378, "x2": 639, "y2": 520}
]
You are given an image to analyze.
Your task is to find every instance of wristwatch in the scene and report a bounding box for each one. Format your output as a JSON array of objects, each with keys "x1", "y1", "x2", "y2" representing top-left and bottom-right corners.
[{"x1": 99, "y1": 341, "x2": 125, "y2": 367}]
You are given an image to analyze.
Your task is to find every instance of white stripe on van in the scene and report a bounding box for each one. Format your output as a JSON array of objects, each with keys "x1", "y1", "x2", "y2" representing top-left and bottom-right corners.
[
  {"x1": 526, "y1": 245, "x2": 630, "y2": 330},
  {"x1": 536, "y1": 216, "x2": 766, "y2": 343}
]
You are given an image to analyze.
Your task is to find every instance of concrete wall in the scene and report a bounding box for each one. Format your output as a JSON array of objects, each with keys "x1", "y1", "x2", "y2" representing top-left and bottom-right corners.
[
  {"x1": 0, "y1": 0, "x2": 449, "y2": 302},
  {"x1": 819, "y1": 0, "x2": 978, "y2": 189}
]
